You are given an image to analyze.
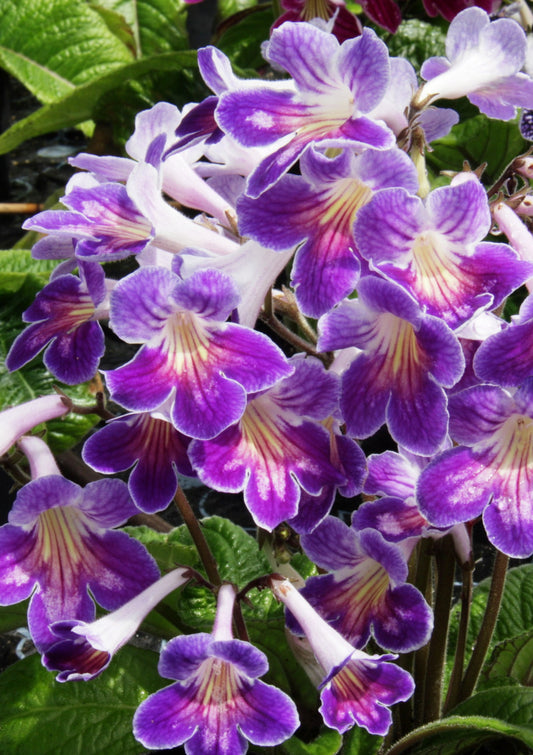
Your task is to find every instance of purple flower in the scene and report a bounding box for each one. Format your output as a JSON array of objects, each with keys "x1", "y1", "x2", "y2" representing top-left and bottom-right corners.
[
  {"x1": 0, "y1": 472, "x2": 159, "y2": 650},
  {"x1": 296, "y1": 517, "x2": 433, "y2": 652},
  {"x1": 318, "y1": 277, "x2": 465, "y2": 455},
  {"x1": 214, "y1": 21, "x2": 395, "y2": 197},
  {"x1": 417, "y1": 8, "x2": 533, "y2": 119},
  {"x1": 6, "y1": 265, "x2": 107, "y2": 384},
  {"x1": 417, "y1": 380, "x2": 533, "y2": 558},
  {"x1": 238, "y1": 146, "x2": 418, "y2": 318},
  {"x1": 133, "y1": 583, "x2": 299, "y2": 754},
  {"x1": 271, "y1": 576, "x2": 414, "y2": 735},
  {"x1": 189, "y1": 357, "x2": 346, "y2": 530},
  {"x1": 104, "y1": 267, "x2": 292, "y2": 440},
  {"x1": 44, "y1": 568, "x2": 192, "y2": 681},
  {"x1": 355, "y1": 174, "x2": 532, "y2": 329},
  {"x1": 82, "y1": 407, "x2": 195, "y2": 514}
]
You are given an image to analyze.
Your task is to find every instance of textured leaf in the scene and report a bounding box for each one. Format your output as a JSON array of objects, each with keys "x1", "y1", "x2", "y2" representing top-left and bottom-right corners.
[
  {"x1": 427, "y1": 115, "x2": 528, "y2": 186},
  {"x1": 387, "y1": 715, "x2": 533, "y2": 755},
  {"x1": 281, "y1": 728, "x2": 342, "y2": 755},
  {"x1": 0, "y1": 50, "x2": 197, "y2": 155},
  {"x1": 0, "y1": 647, "x2": 163, "y2": 754},
  {"x1": 0, "y1": 0, "x2": 133, "y2": 104},
  {"x1": 484, "y1": 631, "x2": 533, "y2": 687},
  {"x1": 450, "y1": 686, "x2": 533, "y2": 728},
  {"x1": 95, "y1": 0, "x2": 188, "y2": 57},
  {"x1": 387, "y1": 18, "x2": 446, "y2": 70},
  {"x1": 215, "y1": 5, "x2": 275, "y2": 70},
  {"x1": 448, "y1": 563, "x2": 533, "y2": 671}
]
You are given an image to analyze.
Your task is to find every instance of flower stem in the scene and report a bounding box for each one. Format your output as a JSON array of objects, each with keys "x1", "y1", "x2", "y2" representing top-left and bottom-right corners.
[
  {"x1": 443, "y1": 562, "x2": 473, "y2": 713},
  {"x1": 412, "y1": 539, "x2": 433, "y2": 727},
  {"x1": 457, "y1": 548, "x2": 509, "y2": 703},
  {"x1": 421, "y1": 535, "x2": 456, "y2": 724},
  {"x1": 174, "y1": 486, "x2": 221, "y2": 587}
]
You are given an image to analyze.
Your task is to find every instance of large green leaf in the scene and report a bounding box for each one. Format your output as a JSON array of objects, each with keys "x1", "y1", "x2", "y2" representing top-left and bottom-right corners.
[
  {"x1": 427, "y1": 114, "x2": 529, "y2": 186},
  {"x1": 94, "y1": 0, "x2": 189, "y2": 57},
  {"x1": 0, "y1": 49, "x2": 197, "y2": 155},
  {"x1": 448, "y1": 563, "x2": 533, "y2": 672},
  {"x1": 483, "y1": 630, "x2": 533, "y2": 687},
  {"x1": 216, "y1": 5, "x2": 276, "y2": 70},
  {"x1": 0, "y1": 0, "x2": 134, "y2": 104},
  {"x1": 0, "y1": 646, "x2": 163, "y2": 754},
  {"x1": 387, "y1": 18, "x2": 446, "y2": 70},
  {"x1": 384, "y1": 715, "x2": 533, "y2": 755},
  {"x1": 280, "y1": 728, "x2": 342, "y2": 755}
]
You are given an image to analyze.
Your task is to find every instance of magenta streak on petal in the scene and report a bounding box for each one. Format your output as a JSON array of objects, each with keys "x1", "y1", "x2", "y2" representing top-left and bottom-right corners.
[{"x1": 367, "y1": 314, "x2": 427, "y2": 397}]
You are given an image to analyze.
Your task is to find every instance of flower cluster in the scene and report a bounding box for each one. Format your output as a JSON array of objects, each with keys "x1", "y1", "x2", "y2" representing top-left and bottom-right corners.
[{"x1": 3, "y1": 6, "x2": 533, "y2": 752}]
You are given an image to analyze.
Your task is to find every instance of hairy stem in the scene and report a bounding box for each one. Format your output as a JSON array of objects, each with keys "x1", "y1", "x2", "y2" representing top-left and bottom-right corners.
[
  {"x1": 458, "y1": 548, "x2": 509, "y2": 702},
  {"x1": 422, "y1": 535, "x2": 456, "y2": 724},
  {"x1": 174, "y1": 486, "x2": 221, "y2": 587},
  {"x1": 444, "y1": 563, "x2": 473, "y2": 713}
]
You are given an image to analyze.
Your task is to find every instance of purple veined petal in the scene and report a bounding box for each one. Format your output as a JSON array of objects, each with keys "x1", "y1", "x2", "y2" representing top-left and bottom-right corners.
[
  {"x1": 289, "y1": 486, "x2": 337, "y2": 535},
  {"x1": 272, "y1": 357, "x2": 339, "y2": 421},
  {"x1": 336, "y1": 28, "x2": 390, "y2": 112},
  {"x1": 448, "y1": 383, "x2": 515, "y2": 445},
  {"x1": 364, "y1": 450, "x2": 417, "y2": 498},
  {"x1": 426, "y1": 176, "x2": 490, "y2": 242},
  {"x1": 354, "y1": 497, "x2": 428, "y2": 542},
  {"x1": 319, "y1": 649, "x2": 414, "y2": 735},
  {"x1": 83, "y1": 412, "x2": 193, "y2": 514},
  {"x1": 474, "y1": 317, "x2": 533, "y2": 387},
  {"x1": 359, "y1": 0, "x2": 402, "y2": 33},
  {"x1": 418, "y1": 106, "x2": 459, "y2": 142},
  {"x1": 0, "y1": 524, "x2": 39, "y2": 605},
  {"x1": 69, "y1": 152, "x2": 133, "y2": 182},
  {"x1": 300, "y1": 515, "x2": 361, "y2": 571},
  {"x1": 266, "y1": 21, "x2": 342, "y2": 94},
  {"x1": 417, "y1": 445, "x2": 493, "y2": 527}
]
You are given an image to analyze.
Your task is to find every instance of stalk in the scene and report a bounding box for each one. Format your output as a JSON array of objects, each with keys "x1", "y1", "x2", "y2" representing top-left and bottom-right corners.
[
  {"x1": 174, "y1": 486, "x2": 221, "y2": 587},
  {"x1": 443, "y1": 563, "x2": 473, "y2": 712},
  {"x1": 458, "y1": 548, "x2": 509, "y2": 702},
  {"x1": 421, "y1": 535, "x2": 456, "y2": 723}
]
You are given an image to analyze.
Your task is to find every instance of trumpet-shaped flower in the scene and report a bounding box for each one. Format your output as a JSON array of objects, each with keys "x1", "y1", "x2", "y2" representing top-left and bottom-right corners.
[
  {"x1": 104, "y1": 267, "x2": 292, "y2": 440},
  {"x1": 271, "y1": 576, "x2": 414, "y2": 735},
  {"x1": 238, "y1": 145, "x2": 418, "y2": 318},
  {"x1": 318, "y1": 277, "x2": 464, "y2": 455},
  {"x1": 82, "y1": 406, "x2": 194, "y2": 514},
  {"x1": 133, "y1": 583, "x2": 299, "y2": 754},
  {"x1": 417, "y1": 380, "x2": 533, "y2": 558},
  {"x1": 214, "y1": 21, "x2": 395, "y2": 197},
  {"x1": 272, "y1": 0, "x2": 362, "y2": 43},
  {"x1": 189, "y1": 357, "x2": 346, "y2": 530},
  {"x1": 417, "y1": 8, "x2": 533, "y2": 119},
  {"x1": 6, "y1": 264, "x2": 107, "y2": 384},
  {"x1": 0, "y1": 395, "x2": 69, "y2": 457},
  {"x1": 0, "y1": 471, "x2": 159, "y2": 650},
  {"x1": 296, "y1": 518, "x2": 433, "y2": 652},
  {"x1": 44, "y1": 567, "x2": 192, "y2": 681},
  {"x1": 354, "y1": 174, "x2": 532, "y2": 330}
]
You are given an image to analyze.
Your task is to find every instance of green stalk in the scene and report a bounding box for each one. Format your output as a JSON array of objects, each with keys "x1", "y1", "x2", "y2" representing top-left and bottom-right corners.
[
  {"x1": 421, "y1": 535, "x2": 456, "y2": 724},
  {"x1": 444, "y1": 563, "x2": 473, "y2": 713},
  {"x1": 458, "y1": 549, "x2": 509, "y2": 702},
  {"x1": 412, "y1": 539, "x2": 433, "y2": 728}
]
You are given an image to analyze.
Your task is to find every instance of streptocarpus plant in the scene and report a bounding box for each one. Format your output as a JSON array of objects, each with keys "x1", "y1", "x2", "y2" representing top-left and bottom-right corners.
[{"x1": 3, "y1": 5, "x2": 533, "y2": 754}]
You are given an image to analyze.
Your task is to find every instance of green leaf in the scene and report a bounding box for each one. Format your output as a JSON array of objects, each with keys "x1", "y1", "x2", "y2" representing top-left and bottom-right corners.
[
  {"x1": 450, "y1": 686, "x2": 533, "y2": 728},
  {"x1": 216, "y1": 6, "x2": 276, "y2": 70},
  {"x1": 280, "y1": 728, "x2": 342, "y2": 755},
  {"x1": 449, "y1": 563, "x2": 533, "y2": 671},
  {"x1": 0, "y1": 646, "x2": 163, "y2": 754},
  {"x1": 0, "y1": 0, "x2": 134, "y2": 104},
  {"x1": 385, "y1": 715, "x2": 533, "y2": 755},
  {"x1": 0, "y1": 602, "x2": 29, "y2": 634},
  {"x1": 387, "y1": 18, "x2": 446, "y2": 71},
  {"x1": 343, "y1": 726, "x2": 381, "y2": 755},
  {"x1": 427, "y1": 115, "x2": 529, "y2": 186},
  {"x1": 484, "y1": 631, "x2": 533, "y2": 687},
  {"x1": 95, "y1": 0, "x2": 189, "y2": 57},
  {"x1": 0, "y1": 49, "x2": 197, "y2": 155}
]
